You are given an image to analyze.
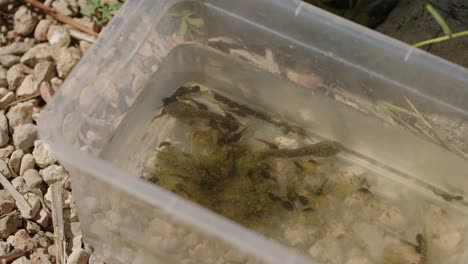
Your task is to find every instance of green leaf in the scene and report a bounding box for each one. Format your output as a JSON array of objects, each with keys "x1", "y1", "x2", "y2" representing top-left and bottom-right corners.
[
  {"x1": 80, "y1": 6, "x2": 96, "y2": 15},
  {"x1": 88, "y1": 0, "x2": 100, "y2": 7},
  {"x1": 110, "y1": 2, "x2": 122, "y2": 12},
  {"x1": 425, "y1": 2, "x2": 452, "y2": 36},
  {"x1": 185, "y1": 17, "x2": 204, "y2": 28},
  {"x1": 178, "y1": 18, "x2": 188, "y2": 35}
]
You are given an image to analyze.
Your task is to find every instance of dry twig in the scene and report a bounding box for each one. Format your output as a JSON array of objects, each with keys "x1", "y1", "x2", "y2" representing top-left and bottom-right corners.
[
  {"x1": 22, "y1": 0, "x2": 99, "y2": 36},
  {"x1": 0, "y1": 249, "x2": 25, "y2": 264},
  {"x1": 51, "y1": 183, "x2": 67, "y2": 264},
  {"x1": 0, "y1": 173, "x2": 33, "y2": 218}
]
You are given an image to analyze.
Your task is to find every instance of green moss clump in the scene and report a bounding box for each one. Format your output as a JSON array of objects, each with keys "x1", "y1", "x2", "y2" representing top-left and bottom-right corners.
[{"x1": 147, "y1": 128, "x2": 279, "y2": 227}]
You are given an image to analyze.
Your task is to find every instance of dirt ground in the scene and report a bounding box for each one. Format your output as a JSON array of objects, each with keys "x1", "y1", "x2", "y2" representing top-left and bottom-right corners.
[{"x1": 377, "y1": 0, "x2": 468, "y2": 68}]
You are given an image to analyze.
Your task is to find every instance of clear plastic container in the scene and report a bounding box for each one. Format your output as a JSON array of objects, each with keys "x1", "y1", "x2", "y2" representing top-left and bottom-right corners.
[{"x1": 38, "y1": 0, "x2": 468, "y2": 263}]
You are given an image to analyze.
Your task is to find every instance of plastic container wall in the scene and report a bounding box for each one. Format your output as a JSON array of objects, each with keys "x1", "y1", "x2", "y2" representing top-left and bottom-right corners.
[{"x1": 38, "y1": 0, "x2": 468, "y2": 263}]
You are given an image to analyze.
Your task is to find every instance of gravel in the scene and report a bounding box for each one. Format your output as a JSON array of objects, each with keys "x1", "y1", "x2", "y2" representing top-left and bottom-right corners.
[
  {"x1": 0, "y1": 42, "x2": 33, "y2": 56},
  {"x1": 20, "y1": 43, "x2": 53, "y2": 67},
  {"x1": 0, "y1": 110, "x2": 9, "y2": 146},
  {"x1": 6, "y1": 65, "x2": 25, "y2": 89},
  {"x1": 13, "y1": 124, "x2": 38, "y2": 151},
  {"x1": 7, "y1": 101, "x2": 34, "y2": 130},
  {"x1": 13, "y1": 7, "x2": 38, "y2": 36},
  {"x1": 33, "y1": 61, "x2": 55, "y2": 83},
  {"x1": 0, "y1": 54, "x2": 20, "y2": 68},
  {"x1": 19, "y1": 154, "x2": 35, "y2": 176},
  {"x1": 0, "y1": 0, "x2": 117, "y2": 262},
  {"x1": 32, "y1": 140, "x2": 57, "y2": 168},
  {"x1": 8, "y1": 149, "x2": 24, "y2": 174},
  {"x1": 34, "y1": 20, "x2": 52, "y2": 42},
  {"x1": 23, "y1": 169, "x2": 42, "y2": 188},
  {"x1": 0, "y1": 212, "x2": 21, "y2": 239},
  {"x1": 40, "y1": 164, "x2": 69, "y2": 187},
  {"x1": 67, "y1": 248, "x2": 90, "y2": 264}
]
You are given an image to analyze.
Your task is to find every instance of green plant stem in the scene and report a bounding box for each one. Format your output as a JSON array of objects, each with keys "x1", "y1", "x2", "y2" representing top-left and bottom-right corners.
[
  {"x1": 424, "y1": 2, "x2": 452, "y2": 36},
  {"x1": 413, "y1": 30, "x2": 468, "y2": 48}
]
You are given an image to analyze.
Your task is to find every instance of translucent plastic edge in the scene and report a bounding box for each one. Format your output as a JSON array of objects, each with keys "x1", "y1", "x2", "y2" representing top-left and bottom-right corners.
[
  {"x1": 42, "y1": 136, "x2": 315, "y2": 264},
  {"x1": 39, "y1": 0, "x2": 468, "y2": 263}
]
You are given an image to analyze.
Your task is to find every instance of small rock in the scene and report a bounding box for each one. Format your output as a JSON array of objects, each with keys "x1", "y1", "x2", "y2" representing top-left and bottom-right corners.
[
  {"x1": 19, "y1": 154, "x2": 35, "y2": 176},
  {"x1": 30, "y1": 252, "x2": 42, "y2": 264},
  {"x1": 0, "y1": 200, "x2": 15, "y2": 215},
  {"x1": 40, "y1": 165, "x2": 69, "y2": 187},
  {"x1": 34, "y1": 20, "x2": 51, "y2": 42},
  {"x1": 0, "y1": 159, "x2": 12, "y2": 179},
  {"x1": 50, "y1": 77, "x2": 62, "y2": 92},
  {"x1": 88, "y1": 253, "x2": 106, "y2": 264},
  {"x1": 11, "y1": 256, "x2": 30, "y2": 264},
  {"x1": 63, "y1": 207, "x2": 78, "y2": 222},
  {"x1": 47, "y1": 244, "x2": 55, "y2": 257},
  {"x1": 0, "y1": 92, "x2": 14, "y2": 109},
  {"x1": 0, "y1": 111, "x2": 9, "y2": 146},
  {"x1": 9, "y1": 149, "x2": 24, "y2": 174},
  {"x1": 23, "y1": 169, "x2": 42, "y2": 188},
  {"x1": 31, "y1": 106, "x2": 40, "y2": 123},
  {"x1": 0, "y1": 240, "x2": 11, "y2": 255},
  {"x1": 67, "y1": 222, "x2": 82, "y2": 250},
  {"x1": 0, "y1": 212, "x2": 21, "y2": 239},
  {"x1": 32, "y1": 210, "x2": 49, "y2": 228},
  {"x1": 6, "y1": 234, "x2": 15, "y2": 244},
  {"x1": 39, "y1": 82, "x2": 54, "y2": 104},
  {"x1": 7, "y1": 66, "x2": 25, "y2": 89},
  {"x1": 7, "y1": 101, "x2": 34, "y2": 130},
  {"x1": 20, "y1": 43, "x2": 53, "y2": 67},
  {"x1": 23, "y1": 193, "x2": 41, "y2": 219},
  {"x1": 32, "y1": 231, "x2": 50, "y2": 248},
  {"x1": 0, "y1": 87, "x2": 8, "y2": 98},
  {"x1": 16, "y1": 75, "x2": 40, "y2": 98},
  {"x1": 44, "y1": 232, "x2": 54, "y2": 241},
  {"x1": 74, "y1": 16, "x2": 96, "y2": 30},
  {"x1": 33, "y1": 140, "x2": 57, "y2": 168},
  {"x1": 53, "y1": 46, "x2": 81, "y2": 78},
  {"x1": 24, "y1": 220, "x2": 40, "y2": 234},
  {"x1": 71, "y1": 221, "x2": 81, "y2": 235},
  {"x1": 13, "y1": 124, "x2": 38, "y2": 151},
  {"x1": 12, "y1": 229, "x2": 37, "y2": 252},
  {"x1": 69, "y1": 234, "x2": 82, "y2": 251},
  {"x1": 47, "y1": 25, "x2": 71, "y2": 48},
  {"x1": 79, "y1": 40, "x2": 92, "y2": 54},
  {"x1": 14, "y1": 6, "x2": 38, "y2": 36},
  {"x1": 33, "y1": 61, "x2": 55, "y2": 82},
  {"x1": 0, "y1": 189, "x2": 13, "y2": 201},
  {"x1": 0, "y1": 145, "x2": 14, "y2": 159},
  {"x1": 0, "y1": 54, "x2": 20, "y2": 67},
  {"x1": 0, "y1": 42, "x2": 33, "y2": 56},
  {"x1": 10, "y1": 63, "x2": 34, "y2": 75},
  {"x1": 11, "y1": 177, "x2": 25, "y2": 190},
  {"x1": 67, "y1": 248, "x2": 90, "y2": 264},
  {"x1": 0, "y1": 66, "x2": 7, "y2": 87},
  {"x1": 52, "y1": 0, "x2": 74, "y2": 16}
]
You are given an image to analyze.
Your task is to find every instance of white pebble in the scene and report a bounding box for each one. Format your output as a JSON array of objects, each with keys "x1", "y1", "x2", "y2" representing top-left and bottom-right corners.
[{"x1": 32, "y1": 140, "x2": 57, "y2": 168}]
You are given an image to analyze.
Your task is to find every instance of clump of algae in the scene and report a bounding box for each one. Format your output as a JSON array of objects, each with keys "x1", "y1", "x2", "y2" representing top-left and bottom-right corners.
[{"x1": 145, "y1": 128, "x2": 280, "y2": 228}]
